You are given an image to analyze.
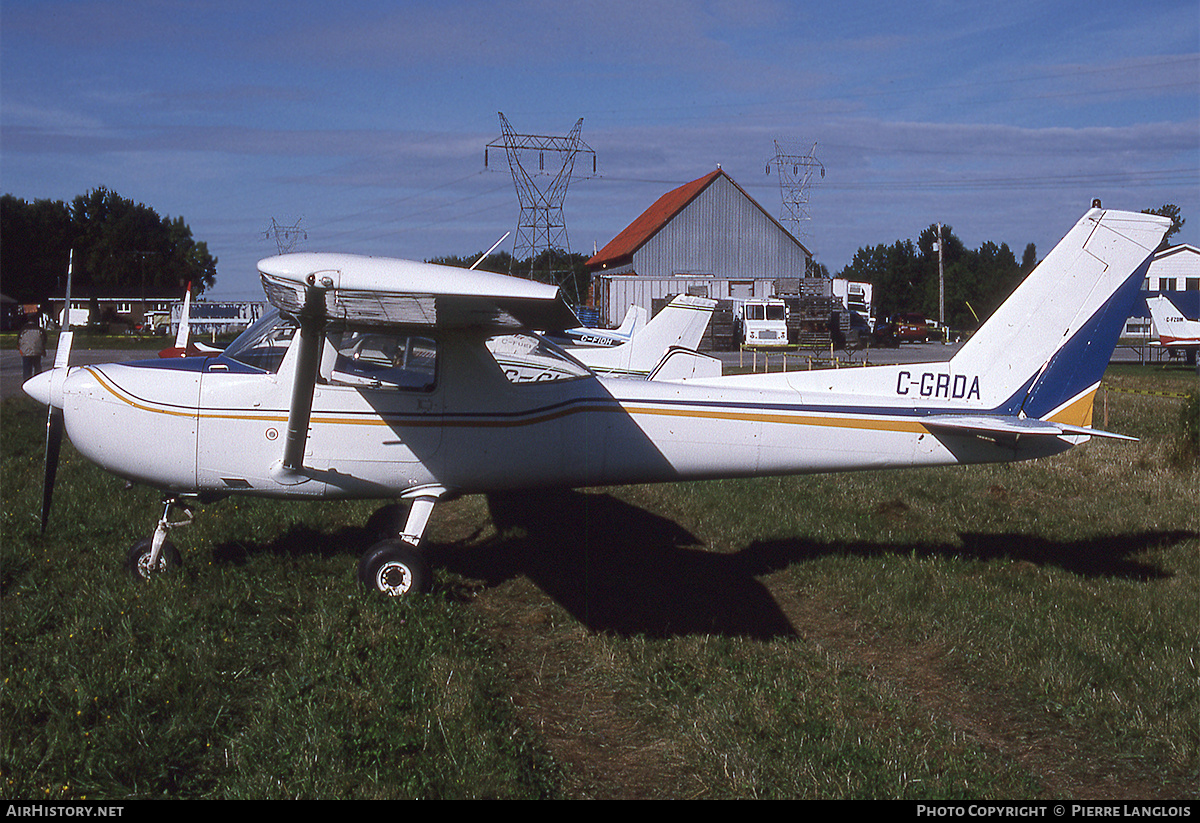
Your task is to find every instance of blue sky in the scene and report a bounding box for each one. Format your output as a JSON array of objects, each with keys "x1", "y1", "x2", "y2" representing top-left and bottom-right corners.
[{"x1": 3, "y1": 0, "x2": 1197, "y2": 301}]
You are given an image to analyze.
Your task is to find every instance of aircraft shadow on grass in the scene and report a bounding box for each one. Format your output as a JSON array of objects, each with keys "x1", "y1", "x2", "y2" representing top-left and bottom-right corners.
[{"x1": 210, "y1": 490, "x2": 1195, "y2": 641}]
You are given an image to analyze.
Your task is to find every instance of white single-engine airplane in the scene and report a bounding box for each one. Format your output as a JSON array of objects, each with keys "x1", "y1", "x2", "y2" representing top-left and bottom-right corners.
[
  {"x1": 1145, "y1": 294, "x2": 1200, "y2": 357},
  {"x1": 564, "y1": 294, "x2": 718, "y2": 378},
  {"x1": 550, "y1": 303, "x2": 647, "y2": 349},
  {"x1": 25, "y1": 207, "x2": 1170, "y2": 596}
]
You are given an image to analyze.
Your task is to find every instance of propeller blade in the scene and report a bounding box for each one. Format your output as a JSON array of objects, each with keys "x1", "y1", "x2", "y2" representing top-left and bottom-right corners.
[
  {"x1": 40, "y1": 248, "x2": 74, "y2": 533},
  {"x1": 41, "y1": 406, "x2": 63, "y2": 533}
]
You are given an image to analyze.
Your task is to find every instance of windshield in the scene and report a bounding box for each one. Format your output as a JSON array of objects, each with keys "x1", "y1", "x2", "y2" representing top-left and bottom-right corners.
[{"x1": 221, "y1": 309, "x2": 297, "y2": 373}]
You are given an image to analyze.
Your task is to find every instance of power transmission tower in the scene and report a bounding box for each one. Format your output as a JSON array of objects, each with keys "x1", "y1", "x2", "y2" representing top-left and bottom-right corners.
[
  {"x1": 766, "y1": 141, "x2": 824, "y2": 242},
  {"x1": 486, "y1": 113, "x2": 595, "y2": 293},
  {"x1": 263, "y1": 218, "x2": 307, "y2": 254}
]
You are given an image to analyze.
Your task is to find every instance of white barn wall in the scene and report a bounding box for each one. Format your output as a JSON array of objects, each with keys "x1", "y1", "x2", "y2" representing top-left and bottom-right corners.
[{"x1": 593, "y1": 174, "x2": 810, "y2": 324}]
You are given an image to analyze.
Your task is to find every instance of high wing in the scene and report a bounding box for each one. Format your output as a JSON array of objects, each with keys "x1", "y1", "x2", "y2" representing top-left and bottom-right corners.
[
  {"x1": 258, "y1": 252, "x2": 580, "y2": 332},
  {"x1": 255, "y1": 253, "x2": 578, "y2": 487}
]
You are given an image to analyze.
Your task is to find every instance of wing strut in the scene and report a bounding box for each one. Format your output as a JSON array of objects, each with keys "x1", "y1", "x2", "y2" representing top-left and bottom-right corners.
[{"x1": 281, "y1": 283, "x2": 327, "y2": 473}]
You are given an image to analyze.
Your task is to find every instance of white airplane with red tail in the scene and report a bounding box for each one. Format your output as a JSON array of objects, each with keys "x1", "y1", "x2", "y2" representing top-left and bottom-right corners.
[{"x1": 1145, "y1": 294, "x2": 1200, "y2": 358}]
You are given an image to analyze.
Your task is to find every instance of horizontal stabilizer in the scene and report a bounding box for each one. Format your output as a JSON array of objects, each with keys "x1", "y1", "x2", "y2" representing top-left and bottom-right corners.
[{"x1": 921, "y1": 415, "x2": 1138, "y2": 442}]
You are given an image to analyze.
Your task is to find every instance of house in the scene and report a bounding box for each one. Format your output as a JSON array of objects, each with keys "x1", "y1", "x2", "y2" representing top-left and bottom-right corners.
[
  {"x1": 587, "y1": 168, "x2": 812, "y2": 329},
  {"x1": 49, "y1": 290, "x2": 178, "y2": 331},
  {"x1": 1122, "y1": 244, "x2": 1200, "y2": 339}
]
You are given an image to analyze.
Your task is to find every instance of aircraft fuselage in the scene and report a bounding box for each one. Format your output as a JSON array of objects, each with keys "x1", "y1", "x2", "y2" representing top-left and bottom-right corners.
[{"x1": 56, "y1": 330, "x2": 1066, "y2": 505}]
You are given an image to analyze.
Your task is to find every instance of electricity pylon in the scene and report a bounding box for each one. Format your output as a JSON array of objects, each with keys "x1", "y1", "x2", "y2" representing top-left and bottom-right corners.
[
  {"x1": 263, "y1": 218, "x2": 307, "y2": 255},
  {"x1": 766, "y1": 141, "x2": 824, "y2": 240},
  {"x1": 486, "y1": 113, "x2": 595, "y2": 293}
]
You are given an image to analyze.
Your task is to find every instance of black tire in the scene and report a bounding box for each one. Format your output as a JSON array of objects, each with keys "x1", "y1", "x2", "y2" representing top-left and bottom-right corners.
[
  {"x1": 364, "y1": 502, "x2": 410, "y2": 542},
  {"x1": 127, "y1": 537, "x2": 182, "y2": 580},
  {"x1": 358, "y1": 539, "x2": 431, "y2": 596}
]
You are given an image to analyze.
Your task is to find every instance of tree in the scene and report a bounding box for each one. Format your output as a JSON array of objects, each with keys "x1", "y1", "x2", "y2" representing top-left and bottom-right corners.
[
  {"x1": 1021, "y1": 242, "x2": 1038, "y2": 273},
  {"x1": 0, "y1": 188, "x2": 217, "y2": 307},
  {"x1": 1142, "y1": 205, "x2": 1185, "y2": 250},
  {"x1": 427, "y1": 247, "x2": 592, "y2": 308},
  {"x1": 837, "y1": 223, "x2": 1030, "y2": 331},
  {"x1": 0, "y1": 195, "x2": 74, "y2": 302}
]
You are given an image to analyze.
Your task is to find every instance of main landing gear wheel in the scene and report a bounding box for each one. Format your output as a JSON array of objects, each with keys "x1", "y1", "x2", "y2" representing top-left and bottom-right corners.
[
  {"x1": 127, "y1": 537, "x2": 182, "y2": 580},
  {"x1": 358, "y1": 540, "x2": 432, "y2": 597}
]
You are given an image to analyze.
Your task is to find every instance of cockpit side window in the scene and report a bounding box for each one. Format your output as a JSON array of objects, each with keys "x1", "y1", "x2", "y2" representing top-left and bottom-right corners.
[
  {"x1": 328, "y1": 331, "x2": 437, "y2": 391},
  {"x1": 222, "y1": 310, "x2": 438, "y2": 391}
]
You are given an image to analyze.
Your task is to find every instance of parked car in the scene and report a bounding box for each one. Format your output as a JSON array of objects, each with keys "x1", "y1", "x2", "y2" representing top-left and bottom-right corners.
[
  {"x1": 871, "y1": 317, "x2": 899, "y2": 347},
  {"x1": 892, "y1": 312, "x2": 931, "y2": 342}
]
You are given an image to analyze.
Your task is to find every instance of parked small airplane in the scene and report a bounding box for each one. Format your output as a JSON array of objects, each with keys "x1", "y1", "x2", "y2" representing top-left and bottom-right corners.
[
  {"x1": 25, "y1": 207, "x2": 1170, "y2": 596},
  {"x1": 1145, "y1": 294, "x2": 1200, "y2": 358},
  {"x1": 564, "y1": 295, "x2": 717, "y2": 378},
  {"x1": 550, "y1": 303, "x2": 647, "y2": 349}
]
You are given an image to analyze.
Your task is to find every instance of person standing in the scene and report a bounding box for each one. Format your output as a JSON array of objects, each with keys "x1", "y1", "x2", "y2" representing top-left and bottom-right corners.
[{"x1": 18, "y1": 313, "x2": 47, "y2": 382}]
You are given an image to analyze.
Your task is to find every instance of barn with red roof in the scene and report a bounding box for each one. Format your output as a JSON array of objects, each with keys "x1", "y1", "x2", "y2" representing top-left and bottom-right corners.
[{"x1": 586, "y1": 168, "x2": 812, "y2": 328}]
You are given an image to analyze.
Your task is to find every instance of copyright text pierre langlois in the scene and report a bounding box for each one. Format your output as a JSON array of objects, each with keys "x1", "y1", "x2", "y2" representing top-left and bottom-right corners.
[{"x1": 916, "y1": 806, "x2": 1194, "y2": 818}]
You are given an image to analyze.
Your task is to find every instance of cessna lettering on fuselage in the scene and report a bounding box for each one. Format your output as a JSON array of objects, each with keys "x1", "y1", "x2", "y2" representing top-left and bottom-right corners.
[
  {"x1": 896, "y1": 371, "x2": 981, "y2": 400},
  {"x1": 25, "y1": 207, "x2": 1172, "y2": 598}
]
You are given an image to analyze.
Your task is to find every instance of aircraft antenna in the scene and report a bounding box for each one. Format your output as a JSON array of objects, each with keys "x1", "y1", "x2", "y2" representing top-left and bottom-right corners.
[
  {"x1": 765, "y1": 141, "x2": 824, "y2": 240},
  {"x1": 263, "y1": 218, "x2": 308, "y2": 255},
  {"x1": 485, "y1": 113, "x2": 596, "y2": 300}
]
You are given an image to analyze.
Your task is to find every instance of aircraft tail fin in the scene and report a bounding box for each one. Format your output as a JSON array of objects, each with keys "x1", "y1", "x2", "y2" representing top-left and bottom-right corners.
[
  {"x1": 1146, "y1": 294, "x2": 1200, "y2": 345},
  {"x1": 577, "y1": 295, "x2": 717, "y2": 376},
  {"x1": 948, "y1": 208, "x2": 1170, "y2": 424},
  {"x1": 174, "y1": 282, "x2": 192, "y2": 350},
  {"x1": 613, "y1": 304, "x2": 648, "y2": 338}
]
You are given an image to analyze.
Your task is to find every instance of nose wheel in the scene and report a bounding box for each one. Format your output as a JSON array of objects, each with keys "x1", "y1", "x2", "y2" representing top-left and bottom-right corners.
[
  {"x1": 127, "y1": 537, "x2": 182, "y2": 579},
  {"x1": 128, "y1": 498, "x2": 192, "y2": 579}
]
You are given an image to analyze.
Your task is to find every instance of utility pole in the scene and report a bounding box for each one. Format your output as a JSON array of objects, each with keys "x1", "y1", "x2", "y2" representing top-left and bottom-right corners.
[
  {"x1": 936, "y1": 223, "x2": 946, "y2": 343},
  {"x1": 264, "y1": 218, "x2": 307, "y2": 255}
]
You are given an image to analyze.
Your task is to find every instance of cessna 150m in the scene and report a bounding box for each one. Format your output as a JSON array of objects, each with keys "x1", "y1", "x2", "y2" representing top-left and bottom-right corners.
[{"x1": 25, "y1": 207, "x2": 1170, "y2": 596}]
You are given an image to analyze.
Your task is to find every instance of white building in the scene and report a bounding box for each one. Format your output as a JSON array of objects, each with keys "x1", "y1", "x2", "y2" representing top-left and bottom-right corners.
[{"x1": 1123, "y1": 244, "x2": 1200, "y2": 339}]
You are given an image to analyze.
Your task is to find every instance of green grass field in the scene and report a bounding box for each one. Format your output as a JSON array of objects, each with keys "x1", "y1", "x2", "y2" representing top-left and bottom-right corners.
[{"x1": 2, "y1": 364, "x2": 1196, "y2": 799}]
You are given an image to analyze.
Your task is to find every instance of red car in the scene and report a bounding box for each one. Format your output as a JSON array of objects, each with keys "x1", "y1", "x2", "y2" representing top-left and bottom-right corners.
[{"x1": 892, "y1": 312, "x2": 931, "y2": 342}]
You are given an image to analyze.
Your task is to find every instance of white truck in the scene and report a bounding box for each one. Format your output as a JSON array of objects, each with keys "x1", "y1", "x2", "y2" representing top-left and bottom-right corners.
[
  {"x1": 734, "y1": 298, "x2": 789, "y2": 347},
  {"x1": 832, "y1": 278, "x2": 872, "y2": 321}
]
